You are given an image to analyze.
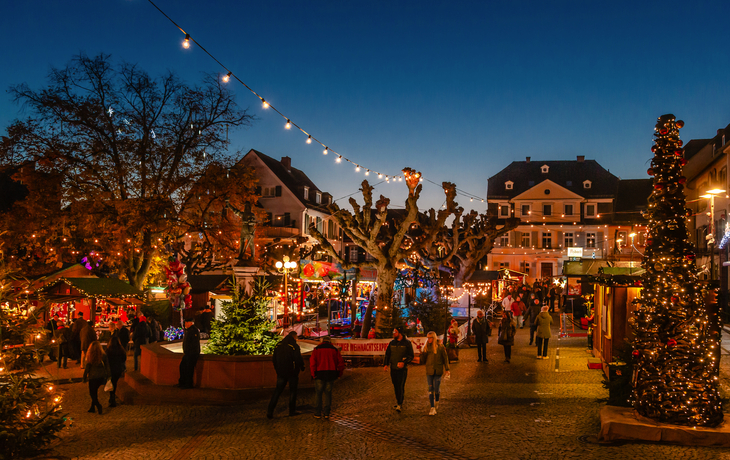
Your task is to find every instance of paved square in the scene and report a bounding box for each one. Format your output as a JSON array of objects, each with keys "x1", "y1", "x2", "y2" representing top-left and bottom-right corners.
[{"x1": 46, "y1": 326, "x2": 730, "y2": 459}]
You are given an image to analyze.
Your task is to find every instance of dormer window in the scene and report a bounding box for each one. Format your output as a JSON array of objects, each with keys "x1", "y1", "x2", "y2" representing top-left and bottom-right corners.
[
  {"x1": 505, "y1": 181, "x2": 513, "y2": 190},
  {"x1": 303, "y1": 186, "x2": 309, "y2": 200},
  {"x1": 315, "y1": 191, "x2": 322, "y2": 204},
  {"x1": 583, "y1": 180, "x2": 592, "y2": 189},
  {"x1": 541, "y1": 165, "x2": 549, "y2": 174}
]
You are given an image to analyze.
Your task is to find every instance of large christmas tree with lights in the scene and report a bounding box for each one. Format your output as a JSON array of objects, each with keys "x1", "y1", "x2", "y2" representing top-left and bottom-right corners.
[{"x1": 631, "y1": 114, "x2": 723, "y2": 427}]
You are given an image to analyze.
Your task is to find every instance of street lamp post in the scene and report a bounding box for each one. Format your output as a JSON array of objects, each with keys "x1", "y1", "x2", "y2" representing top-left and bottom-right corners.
[
  {"x1": 629, "y1": 232, "x2": 637, "y2": 274},
  {"x1": 275, "y1": 256, "x2": 298, "y2": 328},
  {"x1": 701, "y1": 189, "x2": 726, "y2": 281}
]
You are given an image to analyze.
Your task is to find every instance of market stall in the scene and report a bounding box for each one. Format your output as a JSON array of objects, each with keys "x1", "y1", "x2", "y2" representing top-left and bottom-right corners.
[{"x1": 42, "y1": 277, "x2": 144, "y2": 328}]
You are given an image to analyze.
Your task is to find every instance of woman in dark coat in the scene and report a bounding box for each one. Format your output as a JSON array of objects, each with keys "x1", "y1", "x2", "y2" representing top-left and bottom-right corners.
[
  {"x1": 497, "y1": 311, "x2": 516, "y2": 363},
  {"x1": 106, "y1": 328, "x2": 127, "y2": 407},
  {"x1": 82, "y1": 341, "x2": 109, "y2": 414}
]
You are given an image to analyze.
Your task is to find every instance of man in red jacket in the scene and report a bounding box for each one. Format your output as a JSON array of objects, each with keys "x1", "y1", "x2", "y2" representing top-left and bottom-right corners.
[{"x1": 310, "y1": 336, "x2": 346, "y2": 420}]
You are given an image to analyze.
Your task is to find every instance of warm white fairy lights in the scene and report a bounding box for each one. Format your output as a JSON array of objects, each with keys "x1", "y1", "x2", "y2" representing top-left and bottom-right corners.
[{"x1": 145, "y1": 0, "x2": 489, "y2": 203}]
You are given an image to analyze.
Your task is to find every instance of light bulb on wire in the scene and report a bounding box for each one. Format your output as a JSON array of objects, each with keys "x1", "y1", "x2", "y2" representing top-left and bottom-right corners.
[
  {"x1": 262, "y1": 99, "x2": 269, "y2": 109},
  {"x1": 323, "y1": 147, "x2": 328, "y2": 155},
  {"x1": 336, "y1": 156, "x2": 342, "y2": 163},
  {"x1": 285, "y1": 119, "x2": 291, "y2": 129},
  {"x1": 306, "y1": 136, "x2": 312, "y2": 144},
  {"x1": 182, "y1": 34, "x2": 191, "y2": 49},
  {"x1": 222, "y1": 72, "x2": 231, "y2": 83}
]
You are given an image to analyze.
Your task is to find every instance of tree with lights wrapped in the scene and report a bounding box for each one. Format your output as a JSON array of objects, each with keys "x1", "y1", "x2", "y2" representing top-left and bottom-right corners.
[
  {"x1": 631, "y1": 114, "x2": 723, "y2": 427},
  {"x1": 0, "y1": 270, "x2": 67, "y2": 459},
  {"x1": 0, "y1": 53, "x2": 257, "y2": 286},
  {"x1": 310, "y1": 168, "x2": 450, "y2": 338}
]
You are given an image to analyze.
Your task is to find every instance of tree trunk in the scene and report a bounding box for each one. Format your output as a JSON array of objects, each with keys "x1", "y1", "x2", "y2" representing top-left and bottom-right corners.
[
  {"x1": 373, "y1": 269, "x2": 397, "y2": 335},
  {"x1": 361, "y1": 267, "x2": 397, "y2": 339},
  {"x1": 350, "y1": 271, "x2": 359, "y2": 335},
  {"x1": 454, "y1": 256, "x2": 478, "y2": 288}
]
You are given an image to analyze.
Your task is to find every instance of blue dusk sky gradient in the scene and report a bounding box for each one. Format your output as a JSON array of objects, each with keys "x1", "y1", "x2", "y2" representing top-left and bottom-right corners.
[{"x1": 2, "y1": 0, "x2": 730, "y2": 212}]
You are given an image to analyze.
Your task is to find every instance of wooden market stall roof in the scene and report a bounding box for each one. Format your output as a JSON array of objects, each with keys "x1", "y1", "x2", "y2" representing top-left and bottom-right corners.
[
  {"x1": 466, "y1": 270, "x2": 500, "y2": 283},
  {"x1": 44, "y1": 277, "x2": 144, "y2": 299},
  {"x1": 562, "y1": 260, "x2": 613, "y2": 277},
  {"x1": 187, "y1": 274, "x2": 232, "y2": 295}
]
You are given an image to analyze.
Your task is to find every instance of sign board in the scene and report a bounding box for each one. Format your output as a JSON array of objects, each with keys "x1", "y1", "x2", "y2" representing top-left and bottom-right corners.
[
  {"x1": 330, "y1": 322, "x2": 469, "y2": 356},
  {"x1": 567, "y1": 247, "x2": 584, "y2": 259}
]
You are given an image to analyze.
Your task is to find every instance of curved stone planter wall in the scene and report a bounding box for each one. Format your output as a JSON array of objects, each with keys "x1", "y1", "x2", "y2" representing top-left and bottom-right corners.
[{"x1": 138, "y1": 341, "x2": 315, "y2": 389}]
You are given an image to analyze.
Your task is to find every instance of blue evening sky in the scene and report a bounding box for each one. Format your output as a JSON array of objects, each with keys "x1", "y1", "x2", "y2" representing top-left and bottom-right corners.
[{"x1": 2, "y1": 0, "x2": 730, "y2": 212}]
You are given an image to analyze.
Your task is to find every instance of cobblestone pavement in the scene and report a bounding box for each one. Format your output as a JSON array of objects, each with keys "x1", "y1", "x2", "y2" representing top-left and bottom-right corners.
[{"x1": 44, "y1": 322, "x2": 730, "y2": 460}]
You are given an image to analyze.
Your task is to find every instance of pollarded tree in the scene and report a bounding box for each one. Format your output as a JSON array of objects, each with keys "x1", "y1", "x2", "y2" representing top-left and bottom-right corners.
[
  {"x1": 447, "y1": 211, "x2": 520, "y2": 288},
  {"x1": 413, "y1": 203, "x2": 520, "y2": 288},
  {"x1": 0, "y1": 53, "x2": 257, "y2": 287},
  {"x1": 309, "y1": 169, "x2": 426, "y2": 338}
]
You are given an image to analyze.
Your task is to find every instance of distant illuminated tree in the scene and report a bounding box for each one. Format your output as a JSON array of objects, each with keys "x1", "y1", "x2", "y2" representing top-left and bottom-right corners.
[{"x1": 0, "y1": 53, "x2": 257, "y2": 286}]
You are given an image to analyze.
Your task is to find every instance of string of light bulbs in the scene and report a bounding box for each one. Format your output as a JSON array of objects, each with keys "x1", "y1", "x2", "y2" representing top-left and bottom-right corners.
[{"x1": 145, "y1": 0, "x2": 490, "y2": 200}]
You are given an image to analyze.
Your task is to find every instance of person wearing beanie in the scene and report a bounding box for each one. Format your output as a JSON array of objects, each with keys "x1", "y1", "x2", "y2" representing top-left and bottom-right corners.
[
  {"x1": 267, "y1": 331, "x2": 305, "y2": 419},
  {"x1": 383, "y1": 326, "x2": 414, "y2": 412},
  {"x1": 310, "y1": 336, "x2": 346, "y2": 419}
]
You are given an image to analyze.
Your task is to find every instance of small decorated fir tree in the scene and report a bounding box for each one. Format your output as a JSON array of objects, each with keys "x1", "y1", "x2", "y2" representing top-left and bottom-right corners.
[
  {"x1": 631, "y1": 114, "x2": 723, "y2": 427},
  {"x1": 204, "y1": 279, "x2": 279, "y2": 356},
  {"x1": 1, "y1": 270, "x2": 67, "y2": 459}
]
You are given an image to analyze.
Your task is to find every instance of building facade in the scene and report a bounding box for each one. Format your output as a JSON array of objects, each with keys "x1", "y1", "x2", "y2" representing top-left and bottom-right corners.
[
  {"x1": 237, "y1": 149, "x2": 343, "y2": 260},
  {"x1": 486, "y1": 156, "x2": 649, "y2": 283}
]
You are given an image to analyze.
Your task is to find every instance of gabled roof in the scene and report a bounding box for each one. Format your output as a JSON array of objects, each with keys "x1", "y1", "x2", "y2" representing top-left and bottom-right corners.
[
  {"x1": 244, "y1": 149, "x2": 331, "y2": 214},
  {"x1": 187, "y1": 274, "x2": 232, "y2": 295},
  {"x1": 511, "y1": 179, "x2": 585, "y2": 201},
  {"x1": 683, "y1": 139, "x2": 711, "y2": 161},
  {"x1": 45, "y1": 277, "x2": 143, "y2": 298},
  {"x1": 487, "y1": 159, "x2": 619, "y2": 200},
  {"x1": 613, "y1": 179, "x2": 652, "y2": 224}
]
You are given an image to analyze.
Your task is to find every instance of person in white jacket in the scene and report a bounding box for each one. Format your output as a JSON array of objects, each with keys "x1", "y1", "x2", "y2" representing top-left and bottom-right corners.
[{"x1": 502, "y1": 293, "x2": 513, "y2": 313}]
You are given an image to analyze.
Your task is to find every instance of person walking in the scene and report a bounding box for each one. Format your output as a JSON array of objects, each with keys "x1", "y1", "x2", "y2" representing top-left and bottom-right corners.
[
  {"x1": 45, "y1": 314, "x2": 59, "y2": 362},
  {"x1": 547, "y1": 285, "x2": 556, "y2": 313},
  {"x1": 501, "y1": 292, "x2": 514, "y2": 314},
  {"x1": 177, "y1": 319, "x2": 200, "y2": 389},
  {"x1": 446, "y1": 319, "x2": 461, "y2": 361},
  {"x1": 106, "y1": 328, "x2": 127, "y2": 407},
  {"x1": 309, "y1": 336, "x2": 346, "y2": 420},
  {"x1": 80, "y1": 320, "x2": 98, "y2": 368},
  {"x1": 536, "y1": 306, "x2": 553, "y2": 359},
  {"x1": 70, "y1": 311, "x2": 88, "y2": 363},
  {"x1": 512, "y1": 294, "x2": 524, "y2": 329},
  {"x1": 383, "y1": 326, "x2": 414, "y2": 412},
  {"x1": 115, "y1": 320, "x2": 130, "y2": 351},
  {"x1": 132, "y1": 315, "x2": 151, "y2": 371},
  {"x1": 420, "y1": 331, "x2": 450, "y2": 415},
  {"x1": 527, "y1": 293, "x2": 542, "y2": 345},
  {"x1": 56, "y1": 322, "x2": 71, "y2": 369},
  {"x1": 497, "y1": 311, "x2": 516, "y2": 363},
  {"x1": 471, "y1": 310, "x2": 490, "y2": 363},
  {"x1": 267, "y1": 331, "x2": 305, "y2": 419},
  {"x1": 82, "y1": 341, "x2": 109, "y2": 415}
]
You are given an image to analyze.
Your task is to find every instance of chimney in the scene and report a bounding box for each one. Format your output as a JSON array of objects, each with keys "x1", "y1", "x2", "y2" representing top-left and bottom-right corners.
[
  {"x1": 281, "y1": 156, "x2": 291, "y2": 171},
  {"x1": 525, "y1": 156, "x2": 531, "y2": 163},
  {"x1": 577, "y1": 155, "x2": 585, "y2": 163}
]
